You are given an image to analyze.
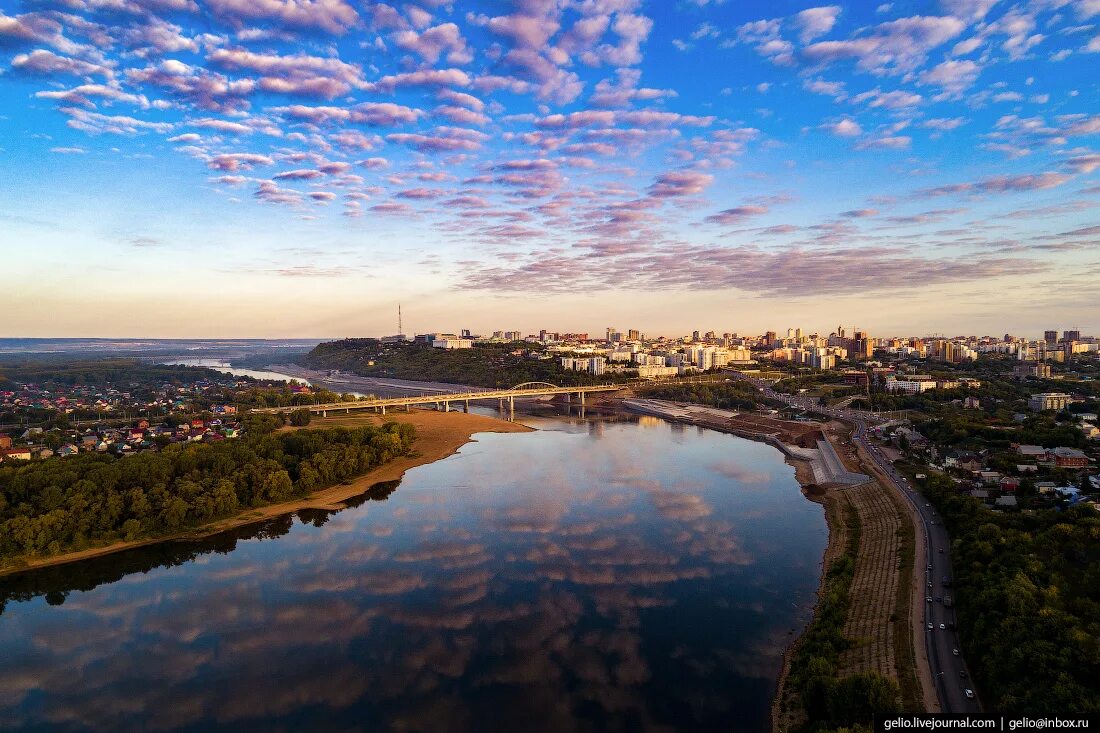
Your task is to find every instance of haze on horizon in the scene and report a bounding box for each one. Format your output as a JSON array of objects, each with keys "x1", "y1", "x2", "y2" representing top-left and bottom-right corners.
[{"x1": 0, "y1": 0, "x2": 1097, "y2": 339}]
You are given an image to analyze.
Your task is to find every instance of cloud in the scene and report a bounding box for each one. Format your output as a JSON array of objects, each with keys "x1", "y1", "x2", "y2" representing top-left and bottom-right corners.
[
  {"x1": 705, "y1": 205, "x2": 769, "y2": 224},
  {"x1": 274, "y1": 102, "x2": 421, "y2": 126},
  {"x1": 916, "y1": 171, "x2": 1073, "y2": 197},
  {"x1": 61, "y1": 107, "x2": 173, "y2": 134},
  {"x1": 801, "y1": 15, "x2": 965, "y2": 75},
  {"x1": 918, "y1": 59, "x2": 980, "y2": 98},
  {"x1": 393, "y1": 23, "x2": 472, "y2": 64},
  {"x1": 793, "y1": 6, "x2": 841, "y2": 44},
  {"x1": 647, "y1": 170, "x2": 714, "y2": 198},
  {"x1": 207, "y1": 152, "x2": 274, "y2": 171},
  {"x1": 11, "y1": 49, "x2": 112, "y2": 77},
  {"x1": 205, "y1": 0, "x2": 359, "y2": 35},
  {"x1": 459, "y1": 243, "x2": 1047, "y2": 296},
  {"x1": 855, "y1": 135, "x2": 911, "y2": 150},
  {"x1": 821, "y1": 118, "x2": 862, "y2": 136}
]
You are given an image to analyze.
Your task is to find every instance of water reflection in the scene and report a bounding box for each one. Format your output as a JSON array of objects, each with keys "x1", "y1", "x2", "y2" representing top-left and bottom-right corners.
[{"x1": 0, "y1": 417, "x2": 826, "y2": 732}]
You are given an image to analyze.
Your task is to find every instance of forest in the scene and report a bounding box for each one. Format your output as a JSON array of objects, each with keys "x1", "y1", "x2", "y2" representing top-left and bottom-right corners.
[
  {"x1": 639, "y1": 381, "x2": 761, "y2": 410},
  {"x1": 0, "y1": 416, "x2": 415, "y2": 566},
  {"x1": 302, "y1": 339, "x2": 631, "y2": 388},
  {"x1": 918, "y1": 471, "x2": 1100, "y2": 712},
  {"x1": 0, "y1": 359, "x2": 232, "y2": 390}
]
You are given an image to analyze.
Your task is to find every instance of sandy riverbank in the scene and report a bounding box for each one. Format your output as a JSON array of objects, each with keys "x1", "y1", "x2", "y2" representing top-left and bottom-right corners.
[{"x1": 0, "y1": 410, "x2": 531, "y2": 578}]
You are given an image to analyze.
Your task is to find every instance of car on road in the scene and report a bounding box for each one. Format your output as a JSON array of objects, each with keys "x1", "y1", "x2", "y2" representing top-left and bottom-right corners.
[
  {"x1": 953, "y1": 648, "x2": 960, "y2": 656},
  {"x1": 938, "y1": 548, "x2": 944, "y2": 553},
  {"x1": 927, "y1": 564, "x2": 933, "y2": 570},
  {"x1": 926, "y1": 596, "x2": 933, "y2": 603},
  {"x1": 939, "y1": 623, "x2": 946, "y2": 630},
  {"x1": 927, "y1": 622, "x2": 933, "y2": 630},
  {"x1": 960, "y1": 670, "x2": 968, "y2": 678},
  {"x1": 964, "y1": 689, "x2": 974, "y2": 699}
]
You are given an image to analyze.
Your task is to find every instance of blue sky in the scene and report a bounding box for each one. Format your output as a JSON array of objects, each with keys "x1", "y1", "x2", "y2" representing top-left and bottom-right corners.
[{"x1": 0, "y1": 0, "x2": 1097, "y2": 338}]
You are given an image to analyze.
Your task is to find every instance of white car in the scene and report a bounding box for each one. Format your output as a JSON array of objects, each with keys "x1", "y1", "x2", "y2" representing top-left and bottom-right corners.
[
  {"x1": 964, "y1": 689, "x2": 974, "y2": 699},
  {"x1": 927, "y1": 622, "x2": 934, "y2": 630}
]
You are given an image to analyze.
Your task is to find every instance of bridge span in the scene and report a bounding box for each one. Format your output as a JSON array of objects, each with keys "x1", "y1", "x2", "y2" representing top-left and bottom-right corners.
[{"x1": 251, "y1": 382, "x2": 624, "y2": 417}]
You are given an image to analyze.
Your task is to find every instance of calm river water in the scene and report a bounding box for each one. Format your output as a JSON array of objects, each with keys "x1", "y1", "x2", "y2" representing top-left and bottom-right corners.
[{"x1": 0, "y1": 413, "x2": 827, "y2": 732}]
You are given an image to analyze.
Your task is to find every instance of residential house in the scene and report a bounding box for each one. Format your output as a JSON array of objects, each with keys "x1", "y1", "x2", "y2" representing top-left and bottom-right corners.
[
  {"x1": 0, "y1": 447, "x2": 33, "y2": 462},
  {"x1": 1016, "y1": 444, "x2": 1048, "y2": 459},
  {"x1": 999, "y1": 476, "x2": 1020, "y2": 492},
  {"x1": 957, "y1": 454, "x2": 984, "y2": 472},
  {"x1": 1052, "y1": 447, "x2": 1088, "y2": 468},
  {"x1": 0, "y1": 433, "x2": 11, "y2": 450},
  {"x1": 994, "y1": 496, "x2": 1019, "y2": 509},
  {"x1": 58, "y1": 444, "x2": 80, "y2": 457},
  {"x1": 978, "y1": 471, "x2": 1002, "y2": 486}
]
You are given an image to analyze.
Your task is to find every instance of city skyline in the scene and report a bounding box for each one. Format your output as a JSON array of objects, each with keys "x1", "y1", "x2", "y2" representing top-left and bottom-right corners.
[{"x1": 1, "y1": 0, "x2": 1098, "y2": 337}]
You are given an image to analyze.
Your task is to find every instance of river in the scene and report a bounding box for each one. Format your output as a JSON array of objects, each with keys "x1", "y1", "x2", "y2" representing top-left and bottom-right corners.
[
  {"x1": 162, "y1": 358, "x2": 312, "y2": 385},
  {"x1": 0, "y1": 412, "x2": 827, "y2": 732}
]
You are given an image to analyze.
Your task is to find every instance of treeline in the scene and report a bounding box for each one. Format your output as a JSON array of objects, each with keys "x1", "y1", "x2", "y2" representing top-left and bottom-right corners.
[
  {"x1": 0, "y1": 359, "x2": 230, "y2": 389},
  {"x1": 919, "y1": 472, "x2": 1100, "y2": 712},
  {"x1": 0, "y1": 418, "x2": 415, "y2": 564},
  {"x1": 232, "y1": 386, "x2": 358, "y2": 408},
  {"x1": 640, "y1": 382, "x2": 759, "y2": 410},
  {"x1": 303, "y1": 340, "x2": 629, "y2": 388},
  {"x1": 914, "y1": 413, "x2": 1087, "y2": 450},
  {"x1": 785, "y1": 500, "x2": 901, "y2": 731}
]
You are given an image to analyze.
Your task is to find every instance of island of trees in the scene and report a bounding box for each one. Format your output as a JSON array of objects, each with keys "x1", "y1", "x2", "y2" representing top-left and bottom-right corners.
[{"x1": 0, "y1": 415, "x2": 415, "y2": 568}]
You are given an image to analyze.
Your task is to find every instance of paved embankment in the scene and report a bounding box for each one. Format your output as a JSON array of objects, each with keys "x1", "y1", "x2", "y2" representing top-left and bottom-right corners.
[{"x1": 622, "y1": 398, "x2": 868, "y2": 487}]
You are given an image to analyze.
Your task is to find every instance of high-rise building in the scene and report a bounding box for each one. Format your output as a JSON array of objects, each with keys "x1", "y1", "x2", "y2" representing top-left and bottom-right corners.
[
  {"x1": 692, "y1": 330, "x2": 701, "y2": 341},
  {"x1": 1044, "y1": 330, "x2": 1058, "y2": 345},
  {"x1": 853, "y1": 329, "x2": 874, "y2": 359},
  {"x1": 627, "y1": 329, "x2": 640, "y2": 341},
  {"x1": 1064, "y1": 330, "x2": 1081, "y2": 342}
]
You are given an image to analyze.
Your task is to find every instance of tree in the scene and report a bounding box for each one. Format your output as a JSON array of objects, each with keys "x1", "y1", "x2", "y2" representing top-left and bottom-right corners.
[{"x1": 289, "y1": 408, "x2": 312, "y2": 426}]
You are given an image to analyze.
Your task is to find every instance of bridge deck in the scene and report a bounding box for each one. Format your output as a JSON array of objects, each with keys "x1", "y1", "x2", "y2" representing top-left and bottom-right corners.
[{"x1": 253, "y1": 384, "x2": 623, "y2": 414}]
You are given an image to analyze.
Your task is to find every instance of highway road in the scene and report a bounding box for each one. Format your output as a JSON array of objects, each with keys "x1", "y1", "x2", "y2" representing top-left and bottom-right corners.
[{"x1": 737, "y1": 374, "x2": 982, "y2": 714}]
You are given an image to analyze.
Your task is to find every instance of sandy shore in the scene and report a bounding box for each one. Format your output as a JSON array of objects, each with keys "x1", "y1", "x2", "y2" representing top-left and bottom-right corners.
[{"x1": 0, "y1": 410, "x2": 531, "y2": 578}]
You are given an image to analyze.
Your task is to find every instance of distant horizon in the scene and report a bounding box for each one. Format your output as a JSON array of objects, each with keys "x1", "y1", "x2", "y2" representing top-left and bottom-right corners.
[{"x1": 1, "y1": 326, "x2": 1095, "y2": 343}]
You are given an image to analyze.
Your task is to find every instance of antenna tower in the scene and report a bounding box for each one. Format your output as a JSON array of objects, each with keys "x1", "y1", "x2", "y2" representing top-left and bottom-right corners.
[{"x1": 398, "y1": 304, "x2": 403, "y2": 335}]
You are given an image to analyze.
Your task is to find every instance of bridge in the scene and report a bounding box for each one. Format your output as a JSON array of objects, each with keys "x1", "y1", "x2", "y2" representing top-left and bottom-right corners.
[{"x1": 250, "y1": 382, "x2": 624, "y2": 418}]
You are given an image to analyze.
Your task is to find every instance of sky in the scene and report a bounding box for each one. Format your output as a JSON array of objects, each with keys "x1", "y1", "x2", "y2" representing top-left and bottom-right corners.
[{"x1": 0, "y1": 0, "x2": 1097, "y2": 339}]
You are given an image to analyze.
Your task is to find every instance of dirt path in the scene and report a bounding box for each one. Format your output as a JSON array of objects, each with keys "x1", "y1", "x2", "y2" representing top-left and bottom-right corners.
[{"x1": 0, "y1": 410, "x2": 531, "y2": 578}]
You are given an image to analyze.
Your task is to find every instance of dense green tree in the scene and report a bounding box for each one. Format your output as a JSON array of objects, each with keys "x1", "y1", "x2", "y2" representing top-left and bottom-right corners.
[{"x1": 0, "y1": 422, "x2": 415, "y2": 566}]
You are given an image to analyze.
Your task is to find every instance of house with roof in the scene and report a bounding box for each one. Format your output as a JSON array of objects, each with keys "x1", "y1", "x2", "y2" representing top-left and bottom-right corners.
[
  {"x1": 994, "y1": 496, "x2": 1018, "y2": 509},
  {"x1": 58, "y1": 444, "x2": 79, "y2": 457},
  {"x1": 1052, "y1": 447, "x2": 1088, "y2": 468},
  {"x1": 978, "y1": 470, "x2": 1002, "y2": 486},
  {"x1": 0, "y1": 433, "x2": 11, "y2": 450},
  {"x1": 1015, "y1": 444, "x2": 1048, "y2": 459},
  {"x1": 999, "y1": 476, "x2": 1020, "y2": 492},
  {"x1": 0, "y1": 447, "x2": 32, "y2": 462}
]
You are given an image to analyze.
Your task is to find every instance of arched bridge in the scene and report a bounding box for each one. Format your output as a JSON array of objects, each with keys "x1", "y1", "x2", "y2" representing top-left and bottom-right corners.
[{"x1": 251, "y1": 382, "x2": 624, "y2": 417}]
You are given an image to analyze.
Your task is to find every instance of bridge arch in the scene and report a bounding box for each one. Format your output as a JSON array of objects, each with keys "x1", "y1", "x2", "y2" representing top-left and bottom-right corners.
[{"x1": 508, "y1": 382, "x2": 562, "y2": 391}]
